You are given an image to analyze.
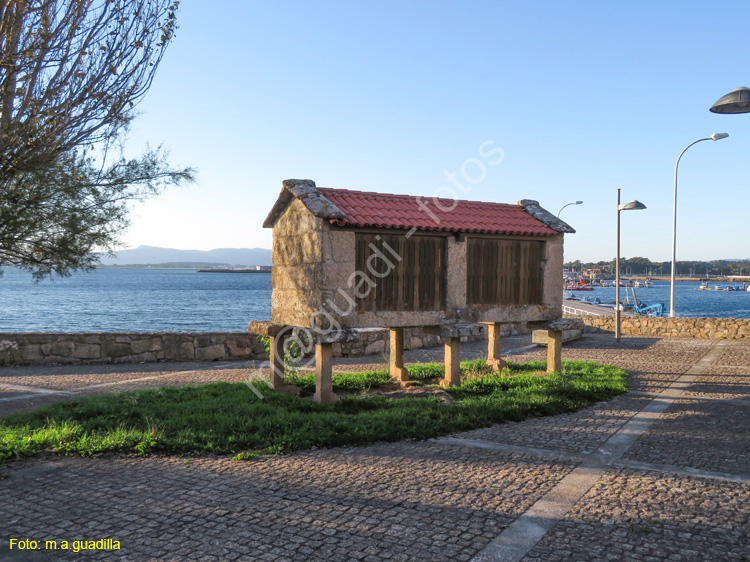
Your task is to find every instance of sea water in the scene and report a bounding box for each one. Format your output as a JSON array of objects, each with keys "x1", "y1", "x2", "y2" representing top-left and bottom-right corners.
[
  {"x1": 569, "y1": 280, "x2": 750, "y2": 319},
  {"x1": 2, "y1": 270, "x2": 749, "y2": 332},
  {"x1": 0, "y1": 268, "x2": 272, "y2": 332}
]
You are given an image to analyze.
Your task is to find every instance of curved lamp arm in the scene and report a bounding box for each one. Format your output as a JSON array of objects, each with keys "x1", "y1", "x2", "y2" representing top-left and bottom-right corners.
[{"x1": 557, "y1": 200, "x2": 583, "y2": 217}]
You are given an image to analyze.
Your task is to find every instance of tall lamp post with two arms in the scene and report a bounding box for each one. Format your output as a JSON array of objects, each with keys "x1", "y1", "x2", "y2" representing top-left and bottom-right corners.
[{"x1": 669, "y1": 133, "x2": 728, "y2": 317}]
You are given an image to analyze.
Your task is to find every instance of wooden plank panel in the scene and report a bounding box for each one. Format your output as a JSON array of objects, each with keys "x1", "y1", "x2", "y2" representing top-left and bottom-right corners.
[
  {"x1": 355, "y1": 232, "x2": 445, "y2": 312},
  {"x1": 467, "y1": 237, "x2": 544, "y2": 305}
]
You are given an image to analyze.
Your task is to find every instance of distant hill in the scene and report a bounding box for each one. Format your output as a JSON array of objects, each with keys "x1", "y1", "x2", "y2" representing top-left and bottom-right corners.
[{"x1": 98, "y1": 246, "x2": 272, "y2": 266}]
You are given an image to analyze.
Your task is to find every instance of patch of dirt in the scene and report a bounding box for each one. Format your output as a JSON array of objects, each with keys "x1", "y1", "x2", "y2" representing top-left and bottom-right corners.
[{"x1": 368, "y1": 386, "x2": 454, "y2": 405}]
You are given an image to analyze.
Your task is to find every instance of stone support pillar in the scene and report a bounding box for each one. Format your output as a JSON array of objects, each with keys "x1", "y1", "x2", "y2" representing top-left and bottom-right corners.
[
  {"x1": 269, "y1": 333, "x2": 287, "y2": 389},
  {"x1": 389, "y1": 327, "x2": 409, "y2": 382},
  {"x1": 441, "y1": 337, "x2": 461, "y2": 388},
  {"x1": 547, "y1": 330, "x2": 563, "y2": 374},
  {"x1": 314, "y1": 342, "x2": 338, "y2": 404},
  {"x1": 485, "y1": 322, "x2": 507, "y2": 371}
]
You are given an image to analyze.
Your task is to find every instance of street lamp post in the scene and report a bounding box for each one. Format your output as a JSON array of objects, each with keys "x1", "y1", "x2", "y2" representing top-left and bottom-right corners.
[
  {"x1": 616, "y1": 190, "x2": 647, "y2": 343},
  {"x1": 710, "y1": 87, "x2": 750, "y2": 114},
  {"x1": 670, "y1": 133, "x2": 728, "y2": 317},
  {"x1": 558, "y1": 200, "x2": 583, "y2": 217}
]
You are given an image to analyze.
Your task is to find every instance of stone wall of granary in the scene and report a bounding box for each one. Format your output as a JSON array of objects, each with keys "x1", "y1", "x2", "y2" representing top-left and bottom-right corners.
[
  {"x1": 0, "y1": 322, "x2": 529, "y2": 366},
  {"x1": 277, "y1": 225, "x2": 566, "y2": 330},
  {"x1": 570, "y1": 315, "x2": 750, "y2": 339},
  {"x1": 271, "y1": 197, "x2": 332, "y2": 328}
]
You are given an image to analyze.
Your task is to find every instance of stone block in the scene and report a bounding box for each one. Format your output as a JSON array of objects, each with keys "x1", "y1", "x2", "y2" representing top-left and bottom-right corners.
[
  {"x1": 271, "y1": 289, "x2": 321, "y2": 327},
  {"x1": 306, "y1": 328, "x2": 360, "y2": 344},
  {"x1": 440, "y1": 337, "x2": 461, "y2": 388},
  {"x1": 42, "y1": 355, "x2": 77, "y2": 365},
  {"x1": 194, "y1": 334, "x2": 213, "y2": 347},
  {"x1": 114, "y1": 352, "x2": 157, "y2": 363},
  {"x1": 73, "y1": 343, "x2": 102, "y2": 360},
  {"x1": 272, "y1": 264, "x2": 322, "y2": 291},
  {"x1": 50, "y1": 341, "x2": 75, "y2": 357},
  {"x1": 278, "y1": 208, "x2": 321, "y2": 236},
  {"x1": 19, "y1": 345, "x2": 43, "y2": 362},
  {"x1": 439, "y1": 324, "x2": 483, "y2": 338},
  {"x1": 314, "y1": 343, "x2": 338, "y2": 404},
  {"x1": 247, "y1": 321, "x2": 281, "y2": 336},
  {"x1": 131, "y1": 338, "x2": 162, "y2": 354},
  {"x1": 532, "y1": 328, "x2": 583, "y2": 346},
  {"x1": 364, "y1": 340, "x2": 385, "y2": 355},
  {"x1": 275, "y1": 231, "x2": 323, "y2": 266},
  {"x1": 102, "y1": 340, "x2": 132, "y2": 358},
  {"x1": 322, "y1": 262, "x2": 355, "y2": 293},
  {"x1": 325, "y1": 288, "x2": 357, "y2": 319},
  {"x1": 163, "y1": 339, "x2": 195, "y2": 361},
  {"x1": 324, "y1": 230, "x2": 355, "y2": 264},
  {"x1": 299, "y1": 231, "x2": 324, "y2": 264},
  {"x1": 225, "y1": 336, "x2": 255, "y2": 358},
  {"x1": 547, "y1": 330, "x2": 563, "y2": 373},
  {"x1": 195, "y1": 344, "x2": 227, "y2": 361},
  {"x1": 273, "y1": 237, "x2": 301, "y2": 268}
]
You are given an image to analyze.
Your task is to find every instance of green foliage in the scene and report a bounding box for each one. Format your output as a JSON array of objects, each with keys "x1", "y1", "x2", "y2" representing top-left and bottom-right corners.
[
  {"x1": 0, "y1": 0, "x2": 193, "y2": 278},
  {"x1": 258, "y1": 335, "x2": 271, "y2": 355},
  {"x1": 285, "y1": 370, "x2": 393, "y2": 395},
  {"x1": 0, "y1": 148, "x2": 193, "y2": 278},
  {"x1": 405, "y1": 363, "x2": 445, "y2": 380},
  {"x1": 0, "y1": 361, "x2": 627, "y2": 463},
  {"x1": 564, "y1": 257, "x2": 750, "y2": 277}
]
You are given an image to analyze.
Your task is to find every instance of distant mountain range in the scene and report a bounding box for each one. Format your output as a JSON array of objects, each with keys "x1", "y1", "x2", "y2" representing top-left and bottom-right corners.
[{"x1": 98, "y1": 245, "x2": 272, "y2": 266}]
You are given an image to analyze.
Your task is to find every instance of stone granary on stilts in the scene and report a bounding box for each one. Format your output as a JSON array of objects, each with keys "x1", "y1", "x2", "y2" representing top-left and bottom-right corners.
[{"x1": 257, "y1": 179, "x2": 576, "y2": 403}]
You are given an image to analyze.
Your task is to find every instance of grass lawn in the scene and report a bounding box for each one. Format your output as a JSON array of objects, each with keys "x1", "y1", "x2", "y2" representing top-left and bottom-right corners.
[{"x1": 0, "y1": 359, "x2": 627, "y2": 463}]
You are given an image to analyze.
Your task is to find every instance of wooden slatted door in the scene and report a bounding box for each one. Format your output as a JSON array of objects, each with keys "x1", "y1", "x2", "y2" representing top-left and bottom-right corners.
[
  {"x1": 467, "y1": 238, "x2": 545, "y2": 305},
  {"x1": 355, "y1": 233, "x2": 446, "y2": 311}
]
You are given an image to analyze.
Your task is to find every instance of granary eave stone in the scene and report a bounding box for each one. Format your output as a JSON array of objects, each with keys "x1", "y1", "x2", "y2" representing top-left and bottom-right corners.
[
  {"x1": 263, "y1": 179, "x2": 345, "y2": 228},
  {"x1": 518, "y1": 199, "x2": 576, "y2": 234}
]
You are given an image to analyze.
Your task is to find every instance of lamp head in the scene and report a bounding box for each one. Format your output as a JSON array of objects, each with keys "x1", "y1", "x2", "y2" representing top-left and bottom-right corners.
[
  {"x1": 618, "y1": 200, "x2": 647, "y2": 211},
  {"x1": 710, "y1": 87, "x2": 750, "y2": 114},
  {"x1": 711, "y1": 132, "x2": 729, "y2": 141},
  {"x1": 574, "y1": 200, "x2": 583, "y2": 205}
]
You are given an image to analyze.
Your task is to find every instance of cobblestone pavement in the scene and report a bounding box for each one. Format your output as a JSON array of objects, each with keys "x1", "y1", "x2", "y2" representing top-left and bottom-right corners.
[{"x1": 1, "y1": 334, "x2": 749, "y2": 561}]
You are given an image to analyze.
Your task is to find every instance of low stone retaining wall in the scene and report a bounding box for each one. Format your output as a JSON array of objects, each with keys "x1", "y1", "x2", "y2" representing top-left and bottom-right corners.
[
  {"x1": 0, "y1": 332, "x2": 268, "y2": 366},
  {"x1": 571, "y1": 315, "x2": 750, "y2": 339},
  {"x1": 0, "y1": 322, "x2": 527, "y2": 367}
]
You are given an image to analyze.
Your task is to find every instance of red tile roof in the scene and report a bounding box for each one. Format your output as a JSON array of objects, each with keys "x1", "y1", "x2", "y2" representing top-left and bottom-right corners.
[{"x1": 317, "y1": 188, "x2": 559, "y2": 237}]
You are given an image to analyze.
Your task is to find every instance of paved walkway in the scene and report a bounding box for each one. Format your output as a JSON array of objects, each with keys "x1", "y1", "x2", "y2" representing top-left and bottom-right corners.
[{"x1": 1, "y1": 334, "x2": 749, "y2": 561}]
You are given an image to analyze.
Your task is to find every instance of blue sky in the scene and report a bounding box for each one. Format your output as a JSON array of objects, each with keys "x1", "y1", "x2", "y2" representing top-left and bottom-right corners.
[{"x1": 122, "y1": 1, "x2": 750, "y2": 262}]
